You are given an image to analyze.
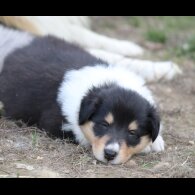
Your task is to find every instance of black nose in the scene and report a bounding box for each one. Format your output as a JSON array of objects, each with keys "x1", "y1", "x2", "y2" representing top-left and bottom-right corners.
[{"x1": 104, "y1": 149, "x2": 117, "y2": 161}]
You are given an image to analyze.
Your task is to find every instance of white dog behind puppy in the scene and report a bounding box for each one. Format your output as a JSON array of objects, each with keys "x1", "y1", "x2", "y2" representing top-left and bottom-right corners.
[
  {"x1": 0, "y1": 16, "x2": 181, "y2": 81},
  {"x1": 0, "y1": 16, "x2": 182, "y2": 82}
]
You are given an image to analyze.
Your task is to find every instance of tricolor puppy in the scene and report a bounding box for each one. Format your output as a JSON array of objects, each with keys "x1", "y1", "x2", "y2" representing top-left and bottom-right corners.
[{"x1": 0, "y1": 25, "x2": 164, "y2": 164}]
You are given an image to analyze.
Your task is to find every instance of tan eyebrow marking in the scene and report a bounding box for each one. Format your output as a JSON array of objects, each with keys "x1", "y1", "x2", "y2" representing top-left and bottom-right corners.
[
  {"x1": 104, "y1": 112, "x2": 114, "y2": 124},
  {"x1": 128, "y1": 121, "x2": 138, "y2": 131}
]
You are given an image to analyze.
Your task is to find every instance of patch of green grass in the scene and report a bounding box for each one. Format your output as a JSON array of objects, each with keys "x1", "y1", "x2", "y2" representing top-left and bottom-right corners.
[
  {"x1": 141, "y1": 161, "x2": 157, "y2": 169},
  {"x1": 128, "y1": 16, "x2": 140, "y2": 27},
  {"x1": 155, "y1": 16, "x2": 195, "y2": 30},
  {"x1": 145, "y1": 30, "x2": 167, "y2": 43},
  {"x1": 135, "y1": 16, "x2": 195, "y2": 32},
  {"x1": 31, "y1": 130, "x2": 38, "y2": 147},
  {"x1": 176, "y1": 36, "x2": 195, "y2": 60}
]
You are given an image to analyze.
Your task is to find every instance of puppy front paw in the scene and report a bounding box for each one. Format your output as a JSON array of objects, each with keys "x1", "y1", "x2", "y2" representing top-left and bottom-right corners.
[
  {"x1": 151, "y1": 135, "x2": 165, "y2": 152},
  {"x1": 141, "y1": 135, "x2": 165, "y2": 153}
]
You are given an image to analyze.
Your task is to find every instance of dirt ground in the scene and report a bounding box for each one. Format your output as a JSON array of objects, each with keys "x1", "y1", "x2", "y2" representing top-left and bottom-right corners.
[{"x1": 0, "y1": 16, "x2": 195, "y2": 178}]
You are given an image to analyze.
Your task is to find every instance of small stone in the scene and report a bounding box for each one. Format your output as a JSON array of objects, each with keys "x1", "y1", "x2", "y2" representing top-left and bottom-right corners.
[
  {"x1": 64, "y1": 169, "x2": 70, "y2": 174},
  {"x1": 7, "y1": 140, "x2": 13, "y2": 144},
  {"x1": 92, "y1": 160, "x2": 97, "y2": 165},
  {"x1": 0, "y1": 157, "x2": 4, "y2": 164},
  {"x1": 15, "y1": 163, "x2": 34, "y2": 171},
  {"x1": 48, "y1": 145, "x2": 56, "y2": 150},
  {"x1": 36, "y1": 156, "x2": 43, "y2": 160},
  {"x1": 189, "y1": 141, "x2": 194, "y2": 145},
  {"x1": 86, "y1": 169, "x2": 94, "y2": 173},
  {"x1": 168, "y1": 147, "x2": 172, "y2": 150}
]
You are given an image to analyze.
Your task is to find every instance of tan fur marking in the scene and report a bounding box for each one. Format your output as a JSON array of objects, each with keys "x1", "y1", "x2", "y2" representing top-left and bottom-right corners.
[
  {"x1": 80, "y1": 122, "x2": 95, "y2": 143},
  {"x1": 80, "y1": 121, "x2": 110, "y2": 162},
  {"x1": 94, "y1": 135, "x2": 110, "y2": 150},
  {"x1": 92, "y1": 135, "x2": 110, "y2": 159},
  {"x1": 118, "y1": 136, "x2": 151, "y2": 163},
  {"x1": 105, "y1": 112, "x2": 114, "y2": 124},
  {"x1": 128, "y1": 121, "x2": 138, "y2": 131},
  {"x1": 0, "y1": 16, "x2": 41, "y2": 35}
]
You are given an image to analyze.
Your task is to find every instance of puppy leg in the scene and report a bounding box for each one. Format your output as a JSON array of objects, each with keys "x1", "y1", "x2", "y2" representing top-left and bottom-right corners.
[
  {"x1": 141, "y1": 124, "x2": 165, "y2": 153},
  {"x1": 142, "y1": 135, "x2": 165, "y2": 153}
]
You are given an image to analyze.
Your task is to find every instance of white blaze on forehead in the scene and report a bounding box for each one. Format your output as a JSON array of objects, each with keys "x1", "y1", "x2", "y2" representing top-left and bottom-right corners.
[
  {"x1": 128, "y1": 121, "x2": 138, "y2": 131},
  {"x1": 105, "y1": 142, "x2": 120, "y2": 153},
  {"x1": 105, "y1": 112, "x2": 114, "y2": 124}
]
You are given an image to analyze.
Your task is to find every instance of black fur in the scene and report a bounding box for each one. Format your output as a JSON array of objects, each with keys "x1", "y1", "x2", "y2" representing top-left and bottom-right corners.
[{"x1": 0, "y1": 35, "x2": 106, "y2": 139}]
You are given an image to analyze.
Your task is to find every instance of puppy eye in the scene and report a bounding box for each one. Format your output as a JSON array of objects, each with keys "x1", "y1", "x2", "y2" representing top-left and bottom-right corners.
[
  {"x1": 128, "y1": 130, "x2": 136, "y2": 135},
  {"x1": 101, "y1": 121, "x2": 109, "y2": 128}
]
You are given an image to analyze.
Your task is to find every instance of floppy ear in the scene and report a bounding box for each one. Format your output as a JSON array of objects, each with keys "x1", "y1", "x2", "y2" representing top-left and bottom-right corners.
[
  {"x1": 79, "y1": 94, "x2": 101, "y2": 125},
  {"x1": 147, "y1": 106, "x2": 160, "y2": 142}
]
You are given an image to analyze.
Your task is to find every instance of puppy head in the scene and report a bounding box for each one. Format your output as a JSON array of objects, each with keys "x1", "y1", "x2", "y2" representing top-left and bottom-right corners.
[{"x1": 79, "y1": 84, "x2": 160, "y2": 164}]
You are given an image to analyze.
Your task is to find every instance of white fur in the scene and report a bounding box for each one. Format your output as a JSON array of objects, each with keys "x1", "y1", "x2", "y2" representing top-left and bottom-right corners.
[
  {"x1": 88, "y1": 49, "x2": 182, "y2": 82},
  {"x1": 0, "y1": 25, "x2": 33, "y2": 72},
  {"x1": 28, "y1": 16, "x2": 143, "y2": 56},
  {"x1": 57, "y1": 65, "x2": 155, "y2": 146},
  {"x1": 142, "y1": 135, "x2": 165, "y2": 153},
  {"x1": 0, "y1": 16, "x2": 143, "y2": 57},
  {"x1": 141, "y1": 125, "x2": 165, "y2": 153},
  {"x1": 115, "y1": 58, "x2": 182, "y2": 81},
  {"x1": 105, "y1": 143, "x2": 120, "y2": 153}
]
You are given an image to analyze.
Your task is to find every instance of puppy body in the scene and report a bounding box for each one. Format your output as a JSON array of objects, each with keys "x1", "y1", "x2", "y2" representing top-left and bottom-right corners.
[{"x1": 0, "y1": 25, "x2": 164, "y2": 164}]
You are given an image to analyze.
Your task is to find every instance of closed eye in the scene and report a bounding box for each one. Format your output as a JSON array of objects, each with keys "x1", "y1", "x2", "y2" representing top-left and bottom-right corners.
[
  {"x1": 100, "y1": 121, "x2": 109, "y2": 128},
  {"x1": 128, "y1": 130, "x2": 136, "y2": 135}
]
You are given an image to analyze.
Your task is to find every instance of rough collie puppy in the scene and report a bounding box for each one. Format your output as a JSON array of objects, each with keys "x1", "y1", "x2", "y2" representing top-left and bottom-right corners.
[
  {"x1": 0, "y1": 25, "x2": 164, "y2": 164},
  {"x1": 0, "y1": 16, "x2": 182, "y2": 82}
]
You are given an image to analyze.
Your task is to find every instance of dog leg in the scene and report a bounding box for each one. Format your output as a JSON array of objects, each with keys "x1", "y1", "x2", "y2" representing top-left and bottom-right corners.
[
  {"x1": 141, "y1": 123, "x2": 165, "y2": 153},
  {"x1": 0, "y1": 16, "x2": 144, "y2": 57},
  {"x1": 88, "y1": 49, "x2": 182, "y2": 82},
  {"x1": 87, "y1": 49, "x2": 124, "y2": 64},
  {"x1": 75, "y1": 27, "x2": 144, "y2": 57},
  {"x1": 113, "y1": 58, "x2": 182, "y2": 82},
  {"x1": 142, "y1": 135, "x2": 165, "y2": 153}
]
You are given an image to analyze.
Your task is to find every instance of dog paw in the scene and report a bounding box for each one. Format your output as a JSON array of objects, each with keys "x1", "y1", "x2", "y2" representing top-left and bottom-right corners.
[
  {"x1": 151, "y1": 61, "x2": 182, "y2": 81},
  {"x1": 117, "y1": 59, "x2": 182, "y2": 81},
  {"x1": 141, "y1": 135, "x2": 165, "y2": 153},
  {"x1": 151, "y1": 135, "x2": 165, "y2": 152}
]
